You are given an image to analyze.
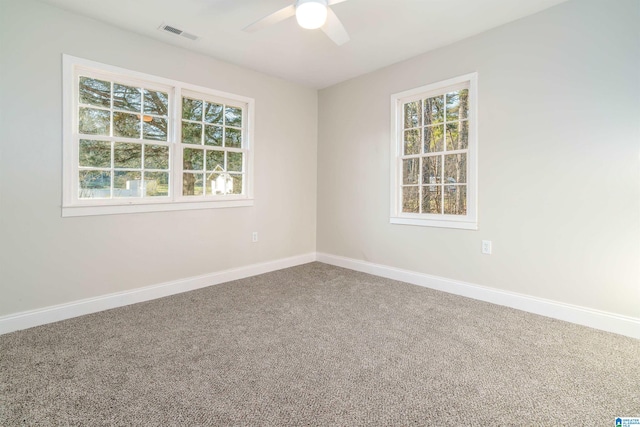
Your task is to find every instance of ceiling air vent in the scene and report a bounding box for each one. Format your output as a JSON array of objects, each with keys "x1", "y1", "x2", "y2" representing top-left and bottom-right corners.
[{"x1": 158, "y1": 23, "x2": 199, "y2": 41}]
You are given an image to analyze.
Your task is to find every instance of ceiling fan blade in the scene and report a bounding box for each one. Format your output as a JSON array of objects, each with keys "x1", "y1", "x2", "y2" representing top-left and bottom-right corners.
[
  {"x1": 327, "y1": 0, "x2": 349, "y2": 5},
  {"x1": 243, "y1": 4, "x2": 296, "y2": 33},
  {"x1": 321, "y1": 7, "x2": 350, "y2": 45}
]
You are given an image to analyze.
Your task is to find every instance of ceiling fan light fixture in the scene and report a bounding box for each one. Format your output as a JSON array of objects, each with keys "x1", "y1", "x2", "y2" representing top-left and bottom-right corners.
[{"x1": 295, "y1": 0, "x2": 328, "y2": 30}]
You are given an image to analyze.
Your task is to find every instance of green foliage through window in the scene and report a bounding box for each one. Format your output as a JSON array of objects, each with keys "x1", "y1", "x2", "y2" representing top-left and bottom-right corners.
[
  {"x1": 180, "y1": 95, "x2": 245, "y2": 196},
  {"x1": 401, "y1": 88, "x2": 469, "y2": 216},
  {"x1": 68, "y1": 57, "x2": 252, "y2": 210}
]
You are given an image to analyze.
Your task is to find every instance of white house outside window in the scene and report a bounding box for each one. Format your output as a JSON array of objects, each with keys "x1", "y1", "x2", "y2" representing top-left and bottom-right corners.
[
  {"x1": 390, "y1": 73, "x2": 478, "y2": 230},
  {"x1": 62, "y1": 55, "x2": 254, "y2": 217}
]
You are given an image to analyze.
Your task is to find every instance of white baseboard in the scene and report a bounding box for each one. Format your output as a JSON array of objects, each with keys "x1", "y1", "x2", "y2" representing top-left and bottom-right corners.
[
  {"x1": 0, "y1": 253, "x2": 316, "y2": 335},
  {"x1": 316, "y1": 252, "x2": 640, "y2": 340},
  {"x1": 3, "y1": 252, "x2": 638, "y2": 340}
]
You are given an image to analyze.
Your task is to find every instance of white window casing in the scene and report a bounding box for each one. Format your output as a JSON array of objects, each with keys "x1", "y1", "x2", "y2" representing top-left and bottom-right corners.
[
  {"x1": 62, "y1": 55, "x2": 255, "y2": 217},
  {"x1": 390, "y1": 73, "x2": 478, "y2": 230}
]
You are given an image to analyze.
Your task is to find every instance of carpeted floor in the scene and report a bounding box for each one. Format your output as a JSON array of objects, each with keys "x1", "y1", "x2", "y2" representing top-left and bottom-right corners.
[{"x1": 1, "y1": 262, "x2": 638, "y2": 426}]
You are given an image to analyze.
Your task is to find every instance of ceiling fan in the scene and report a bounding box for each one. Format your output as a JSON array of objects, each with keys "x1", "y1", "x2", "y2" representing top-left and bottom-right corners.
[{"x1": 243, "y1": 0, "x2": 350, "y2": 46}]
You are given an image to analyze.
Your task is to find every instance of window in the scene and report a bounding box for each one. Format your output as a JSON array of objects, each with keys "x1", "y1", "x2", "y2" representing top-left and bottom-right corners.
[
  {"x1": 390, "y1": 73, "x2": 477, "y2": 230},
  {"x1": 180, "y1": 92, "x2": 246, "y2": 197},
  {"x1": 62, "y1": 55, "x2": 254, "y2": 217}
]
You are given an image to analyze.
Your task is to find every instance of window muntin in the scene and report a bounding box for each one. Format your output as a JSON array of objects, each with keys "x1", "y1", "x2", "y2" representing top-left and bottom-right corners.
[
  {"x1": 401, "y1": 88, "x2": 469, "y2": 215},
  {"x1": 180, "y1": 93, "x2": 246, "y2": 197},
  {"x1": 76, "y1": 76, "x2": 171, "y2": 200},
  {"x1": 390, "y1": 73, "x2": 477, "y2": 230},
  {"x1": 63, "y1": 55, "x2": 254, "y2": 216}
]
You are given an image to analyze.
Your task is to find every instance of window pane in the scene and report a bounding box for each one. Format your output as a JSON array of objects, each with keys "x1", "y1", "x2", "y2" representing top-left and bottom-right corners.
[
  {"x1": 183, "y1": 173, "x2": 203, "y2": 196},
  {"x1": 205, "y1": 150, "x2": 224, "y2": 171},
  {"x1": 403, "y1": 129, "x2": 421, "y2": 155},
  {"x1": 229, "y1": 173, "x2": 243, "y2": 195},
  {"x1": 114, "y1": 171, "x2": 142, "y2": 198},
  {"x1": 204, "y1": 125, "x2": 223, "y2": 146},
  {"x1": 446, "y1": 89, "x2": 468, "y2": 121},
  {"x1": 225, "y1": 106, "x2": 242, "y2": 127},
  {"x1": 402, "y1": 186, "x2": 419, "y2": 213},
  {"x1": 182, "y1": 122, "x2": 202, "y2": 145},
  {"x1": 209, "y1": 173, "x2": 233, "y2": 195},
  {"x1": 225, "y1": 128, "x2": 242, "y2": 148},
  {"x1": 79, "y1": 107, "x2": 110, "y2": 136},
  {"x1": 228, "y1": 152, "x2": 243, "y2": 172},
  {"x1": 79, "y1": 139, "x2": 111, "y2": 168},
  {"x1": 182, "y1": 98, "x2": 203, "y2": 121},
  {"x1": 424, "y1": 95, "x2": 444, "y2": 125},
  {"x1": 144, "y1": 90, "x2": 168, "y2": 116},
  {"x1": 79, "y1": 77, "x2": 110, "y2": 108},
  {"x1": 143, "y1": 117, "x2": 168, "y2": 141},
  {"x1": 444, "y1": 153, "x2": 467, "y2": 184},
  {"x1": 446, "y1": 121, "x2": 468, "y2": 151},
  {"x1": 205, "y1": 102, "x2": 224, "y2": 124},
  {"x1": 113, "y1": 84, "x2": 141, "y2": 112},
  {"x1": 114, "y1": 142, "x2": 141, "y2": 168},
  {"x1": 144, "y1": 172, "x2": 169, "y2": 197},
  {"x1": 444, "y1": 185, "x2": 467, "y2": 215},
  {"x1": 79, "y1": 170, "x2": 111, "y2": 199},
  {"x1": 183, "y1": 148, "x2": 204, "y2": 171},
  {"x1": 422, "y1": 155, "x2": 442, "y2": 185},
  {"x1": 113, "y1": 112, "x2": 140, "y2": 138},
  {"x1": 144, "y1": 145, "x2": 169, "y2": 170},
  {"x1": 402, "y1": 158, "x2": 419, "y2": 185},
  {"x1": 403, "y1": 101, "x2": 421, "y2": 129},
  {"x1": 422, "y1": 186, "x2": 442, "y2": 214},
  {"x1": 424, "y1": 124, "x2": 444, "y2": 153}
]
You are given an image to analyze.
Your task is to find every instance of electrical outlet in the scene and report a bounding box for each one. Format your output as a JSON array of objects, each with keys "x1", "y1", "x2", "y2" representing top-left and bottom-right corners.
[
  {"x1": 252, "y1": 232, "x2": 258, "y2": 243},
  {"x1": 482, "y1": 240, "x2": 492, "y2": 255}
]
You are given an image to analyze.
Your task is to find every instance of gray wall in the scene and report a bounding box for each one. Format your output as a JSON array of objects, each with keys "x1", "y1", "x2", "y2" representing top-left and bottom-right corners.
[
  {"x1": 317, "y1": 0, "x2": 640, "y2": 318},
  {"x1": 0, "y1": 0, "x2": 318, "y2": 316},
  {"x1": 1, "y1": 0, "x2": 638, "y2": 322}
]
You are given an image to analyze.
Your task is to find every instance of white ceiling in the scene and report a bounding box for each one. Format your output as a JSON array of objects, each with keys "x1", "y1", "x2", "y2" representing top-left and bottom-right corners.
[{"x1": 38, "y1": 0, "x2": 568, "y2": 88}]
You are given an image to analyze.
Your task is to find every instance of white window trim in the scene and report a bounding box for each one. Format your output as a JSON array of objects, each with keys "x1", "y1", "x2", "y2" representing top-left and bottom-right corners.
[
  {"x1": 62, "y1": 54, "x2": 255, "y2": 217},
  {"x1": 389, "y1": 72, "x2": 478, "y2": 230}
]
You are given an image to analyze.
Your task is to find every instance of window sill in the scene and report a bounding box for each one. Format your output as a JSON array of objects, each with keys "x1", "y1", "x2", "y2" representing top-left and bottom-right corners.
[
  {"x1": 390, "y1": 216, "x2": 478, "y2": 230},
  {"x1": 62, "y1": 199, "x2": 254, "y2": 217}
]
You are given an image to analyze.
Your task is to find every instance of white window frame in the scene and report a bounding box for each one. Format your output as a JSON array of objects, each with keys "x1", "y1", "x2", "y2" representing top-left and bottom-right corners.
[
  {"x1": 390, "y1": 73, "x2": 478, "y2": 230},
  {"x1": 62, "y1": 55, "x2": 255, "y2": 217}
]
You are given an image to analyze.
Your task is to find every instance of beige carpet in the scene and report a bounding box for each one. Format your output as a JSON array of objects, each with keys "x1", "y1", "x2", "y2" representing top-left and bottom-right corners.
[{"x1": 1, "y1": 262, "x2": 638, "y2": 426}]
